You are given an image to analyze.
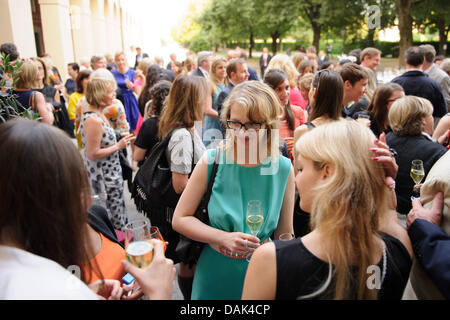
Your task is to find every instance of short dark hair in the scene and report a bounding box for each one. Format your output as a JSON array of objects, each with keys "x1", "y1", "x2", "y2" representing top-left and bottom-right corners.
[
  {"x1": 68, "y1": 62, "x2": 80, "y2": 72},
  {"x1": 0, "y1": 42, "x2": 19, "y2": 61},
  {"x1": 226, "y1": 58, "x2": 245, "y2": 78},
  {"x1": 338, "y1": 63, "x2": 368, "y2": 85},
  {"x1": 405, "y1": 46, "x2": 424, "y2": 67},
  {"x1": 419, "y1": 44, "x2": 436, "y2": 63},
  {"x1": 76, "y1": 69, "x2": 92, "y2": 94}
]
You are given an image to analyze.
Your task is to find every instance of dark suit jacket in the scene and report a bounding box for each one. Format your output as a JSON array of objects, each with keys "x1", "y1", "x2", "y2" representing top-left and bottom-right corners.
[
  {"x1": 259, "y1": 54, "x2": 272, "y2": 77},
  {"x1": 134, "y1": 53, "x2": 149, "y2": 69},
  {"x1": 408, "y1": 219, "x2": 450, "y2": 299},
  {"x1": 248, "y1": 67, "x2": 259, "y2": 81},
  {"x1": 192, "y1": 68, "x2": 206, "y2": 78},
  {"x1": 217, "y1": 82, "x2": 235, "y2": 115},
  {"x1": 392, "y1": 70, "x2": 448, "y2": 118},
  {"x1": 386, "y1": 133, "x2": 447, "y2": 214}
]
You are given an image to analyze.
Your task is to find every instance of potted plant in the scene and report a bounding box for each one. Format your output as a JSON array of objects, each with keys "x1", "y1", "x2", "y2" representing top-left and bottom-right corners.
[{"x1": 0, "y1": 53, "x2": 39, "y2": 123}]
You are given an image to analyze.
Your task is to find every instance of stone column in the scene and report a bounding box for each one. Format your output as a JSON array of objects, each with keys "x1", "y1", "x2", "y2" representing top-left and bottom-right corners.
[
  {"x1": 69, "y1": 0, "x2": 93, "y2": 63},
  {"x1": 0, "y1": 0, "x2": 37, "y2": 59},
  {"x1": 90, "y1": 0, "x2": 106, "y2": 55},
  {"x1": 38, "y1": 0, "x2": 74, "y2": 80}
]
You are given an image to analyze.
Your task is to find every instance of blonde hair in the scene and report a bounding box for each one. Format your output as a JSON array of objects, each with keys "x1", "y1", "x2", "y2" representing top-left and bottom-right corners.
[
  {"x1": 292, "y1": 52, "x2": 306, "y2": 71},
  {"x1": 158, "y1": 75, "x2": 208, "y2": 139},
  {"x1": 266, "y1": 54, "x2": 299, "y2": 88},
  {"x1": 137, "y1": 58, "x2": 153, "y2": 75},
  {"x1": 85, "y1": 69, "x2": 117, "y2": 108},
  {"x1": 295, "y1": 120, "x2": 387, "y2": 299},
  {"x1": 184, "y1": 56, "x2": 197, "y2": 74},
  {"x1": 114, "y1": 52, "x2": 126, "y2": 62},
  {"x1": 298, "y1": 73, "x2": 314, "y2": 91},
  {"x1": 15, "y1": 61, "x2": 38, "y2": 89},
  {"x1": 388, "y1": 96, "x2": 433, "y2": 136},
  {"x1": 29, "y1": 57, "x2": 49, "y2": 86},
  {"x1": 221, "y1": 81, "x2": 282, "y2": 158},
  {"x1": 210, "y1": 57, "x2": 228, "y2": 94},
  {"x1": 363, "y1": 67, "x2": 376, "y2": 101}
]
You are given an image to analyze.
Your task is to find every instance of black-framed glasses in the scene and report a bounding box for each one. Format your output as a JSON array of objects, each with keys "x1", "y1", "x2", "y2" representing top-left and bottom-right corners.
[{"x1": 226, "y1": 120, "x2": 263, "y2": 131}]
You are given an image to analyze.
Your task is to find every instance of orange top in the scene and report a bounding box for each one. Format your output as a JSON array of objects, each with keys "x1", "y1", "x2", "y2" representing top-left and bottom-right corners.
[
  {"x1": 82, "y1": 233, "x2": 126, "y2": 284},
  {"x1": 280, "y1": 105, "x2": 306, "y2": 162}
]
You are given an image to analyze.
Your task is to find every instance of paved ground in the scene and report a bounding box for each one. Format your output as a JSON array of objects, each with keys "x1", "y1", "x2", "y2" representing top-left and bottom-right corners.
[
  {"x1": 123, "y1": 174, "x2": 184, "y2": 300},
  {"x1": 77, "y1": 141, "x2": 184, "y2": 300}
]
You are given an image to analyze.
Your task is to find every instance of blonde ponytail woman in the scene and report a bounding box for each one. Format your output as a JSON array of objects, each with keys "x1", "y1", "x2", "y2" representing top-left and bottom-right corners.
[{"x1": 243, "y1": 120, "x2": 412, "y2": 300}]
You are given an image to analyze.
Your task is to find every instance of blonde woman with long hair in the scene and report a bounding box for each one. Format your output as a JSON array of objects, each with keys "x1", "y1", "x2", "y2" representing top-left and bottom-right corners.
[
  {"x1": 203, "y1": 57, "x2": 228, "y2": 147},
  {"x1": 173, "y1": 81, "x2": 295, "y2": 300},
  {"x1": 243, "y1": 120, "x2": 412, "y2": 300}
]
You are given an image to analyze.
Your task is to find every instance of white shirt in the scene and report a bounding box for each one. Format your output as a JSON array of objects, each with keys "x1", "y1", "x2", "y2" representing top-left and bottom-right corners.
[
  {"x1": 0, "y1": 246, "x2": 98, "y2": 300},
  {"x1": 199, "y1": 67, "x2": 209, "y2": 79}
]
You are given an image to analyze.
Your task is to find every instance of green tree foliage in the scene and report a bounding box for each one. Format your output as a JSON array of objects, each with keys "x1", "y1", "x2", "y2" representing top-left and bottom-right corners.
[{"x1": 413, "y1": 0, "x2": 450, "y2": 55}]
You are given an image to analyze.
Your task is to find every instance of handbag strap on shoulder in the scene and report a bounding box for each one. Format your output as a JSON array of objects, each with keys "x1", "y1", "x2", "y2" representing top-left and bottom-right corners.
[{"x1": 206, "y1": 147, "x2": 220, "y2": 197}]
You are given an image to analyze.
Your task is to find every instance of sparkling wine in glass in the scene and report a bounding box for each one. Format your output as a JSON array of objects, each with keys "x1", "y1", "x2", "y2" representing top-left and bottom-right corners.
[
  {"x1": 125, "y1": 218, "x2": 153, "y2": 268},
  {"x1": 246, "y1": 200, "x2": 264, "y2": 261},
  {"x1": 410, "y1": 159, "x2": 425, "y2": 201}
]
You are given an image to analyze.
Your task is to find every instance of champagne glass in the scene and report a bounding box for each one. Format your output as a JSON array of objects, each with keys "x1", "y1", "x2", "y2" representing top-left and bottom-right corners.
[
  {"x1": 356, "y1": 114, "x2": 371, "y2": 127},
  {"x1": 150, "y1": 226, "x2": 167, "y2": 252},
  {"x1": 410, "y1": 159, "x2": 425, "y2": 201},
  {"x1": 279, "y1": 233, "x2": 295, "y2": 241},
  {"x1": 125, "y1": 218, "x2": 153, "y2": 268},
  {"x1": 246, "y1": 200, "x2": 264, "y2": 262}
]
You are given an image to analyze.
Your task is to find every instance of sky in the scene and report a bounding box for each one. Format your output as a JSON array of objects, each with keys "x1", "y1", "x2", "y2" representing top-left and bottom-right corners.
[{"x1": 119, "y1": 0, "x2": 196, "y2": 61}]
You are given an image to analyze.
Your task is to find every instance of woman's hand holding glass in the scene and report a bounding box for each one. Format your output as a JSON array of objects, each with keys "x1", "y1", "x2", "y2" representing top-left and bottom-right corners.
[
  {"x1": 118, "y1": 133, "x2": 136, "y2": 150},
  {"x1": 219, "y1": 232, "x2": 260, "y2": 255},
  {"x1": 122, "y1": 240, "x2": 176, "y2": 300}
]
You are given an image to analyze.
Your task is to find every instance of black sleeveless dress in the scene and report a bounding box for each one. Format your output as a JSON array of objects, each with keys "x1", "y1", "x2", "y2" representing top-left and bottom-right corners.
[{"x1": 275, "y1": 233, "x2": 412, "y2": 300}]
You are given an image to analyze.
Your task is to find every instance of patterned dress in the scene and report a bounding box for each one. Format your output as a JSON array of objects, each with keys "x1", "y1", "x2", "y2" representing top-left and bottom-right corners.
[
  {"x1": 75, "y1": 97, "x2": 130, "y2": 149},
  {"x1": 80, "y1": 112, "x2": 128, "y2": 231}
]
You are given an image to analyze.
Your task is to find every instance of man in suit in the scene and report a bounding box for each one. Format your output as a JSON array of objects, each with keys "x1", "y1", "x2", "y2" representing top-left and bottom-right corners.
[
  {"x1": 233, "y1": 49, "x2": 258, "y2": 81},
  {"x1": 406, "y1": 149, "x2": 450, "y2": 299},
  {"x1": 216, "y1": 58, "x2": 250, "y2": 122},
  {"x1": 134, "y1": 47, "x2": 149, "y2": 70},
  {"x1": 391, "y1": 46, "x2": 447, "y2": 121},
  {"x1": 420, "y1": 44, "x2": 450, "y2": 110},
  {"x1": 259, "y1": 47, "x2": 272, "y2": 78},
  {"x1": 192, "y1": 51, "x2": 213, "y2": 79},
  {"x1": 166, "y1": 53, "x2": 177, "y2": 71}
]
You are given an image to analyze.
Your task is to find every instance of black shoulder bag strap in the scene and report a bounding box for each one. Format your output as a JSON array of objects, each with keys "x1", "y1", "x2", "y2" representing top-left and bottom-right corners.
[{"x1": 194, "y1": 147, "x2": 221, "y2": 223}]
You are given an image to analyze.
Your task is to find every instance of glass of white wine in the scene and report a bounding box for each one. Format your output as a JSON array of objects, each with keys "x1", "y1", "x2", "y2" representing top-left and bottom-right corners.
[
  {"x1": 246, "y1": 200, "x2": 264, "y2": 262},
  {"x1": 410, "y1": 159, "x2": 425, "y2": 201},
  {"x1": 279, "y1": 233, "x2": 295, "y2": 241},
  {"x1": 125, "y1": 218, "x2": 154, "y2": 268}
]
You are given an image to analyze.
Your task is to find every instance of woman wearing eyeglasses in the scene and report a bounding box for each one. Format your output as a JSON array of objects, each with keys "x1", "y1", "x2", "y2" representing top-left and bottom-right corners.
[{"x1": 172, "y1": 81, "x2": 295, "y2": 300}]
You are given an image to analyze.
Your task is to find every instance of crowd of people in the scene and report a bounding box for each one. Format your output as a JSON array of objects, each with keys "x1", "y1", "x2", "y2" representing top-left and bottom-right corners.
[{"x1": 0, "y1": 40, "x2": 449, "y2": 301}]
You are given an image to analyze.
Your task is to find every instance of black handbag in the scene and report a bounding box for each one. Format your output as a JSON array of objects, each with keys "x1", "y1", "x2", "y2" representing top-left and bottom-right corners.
[{"x1": 175, "y1": 147, "x2": 220, "y2": 268}]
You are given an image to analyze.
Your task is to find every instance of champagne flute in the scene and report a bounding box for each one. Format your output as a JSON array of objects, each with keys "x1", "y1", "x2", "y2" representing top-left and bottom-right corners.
[
  {"x1": 246, "y1": 200, "x2": 264, "y2": 262},
  {"x1": 150, "y1": 226, "x2": 167, "y2": 252},
  {"x1": 356, "y1": 114, "x2": 371, "y2": 127},
  {"x1": 410, "y1": 159, "x2": 425, "y2": 201},
  {"x1": 125, "y1": 218, "x2": 153, "y2": 268},
  {"x1": 279, "y1": 233, "x2": 295, "y2": 241}
]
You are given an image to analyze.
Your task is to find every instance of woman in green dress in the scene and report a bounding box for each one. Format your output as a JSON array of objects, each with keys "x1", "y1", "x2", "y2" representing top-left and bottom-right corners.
[{"x1": 172, "y1": 81, "x2": 295, "y2": 300}]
